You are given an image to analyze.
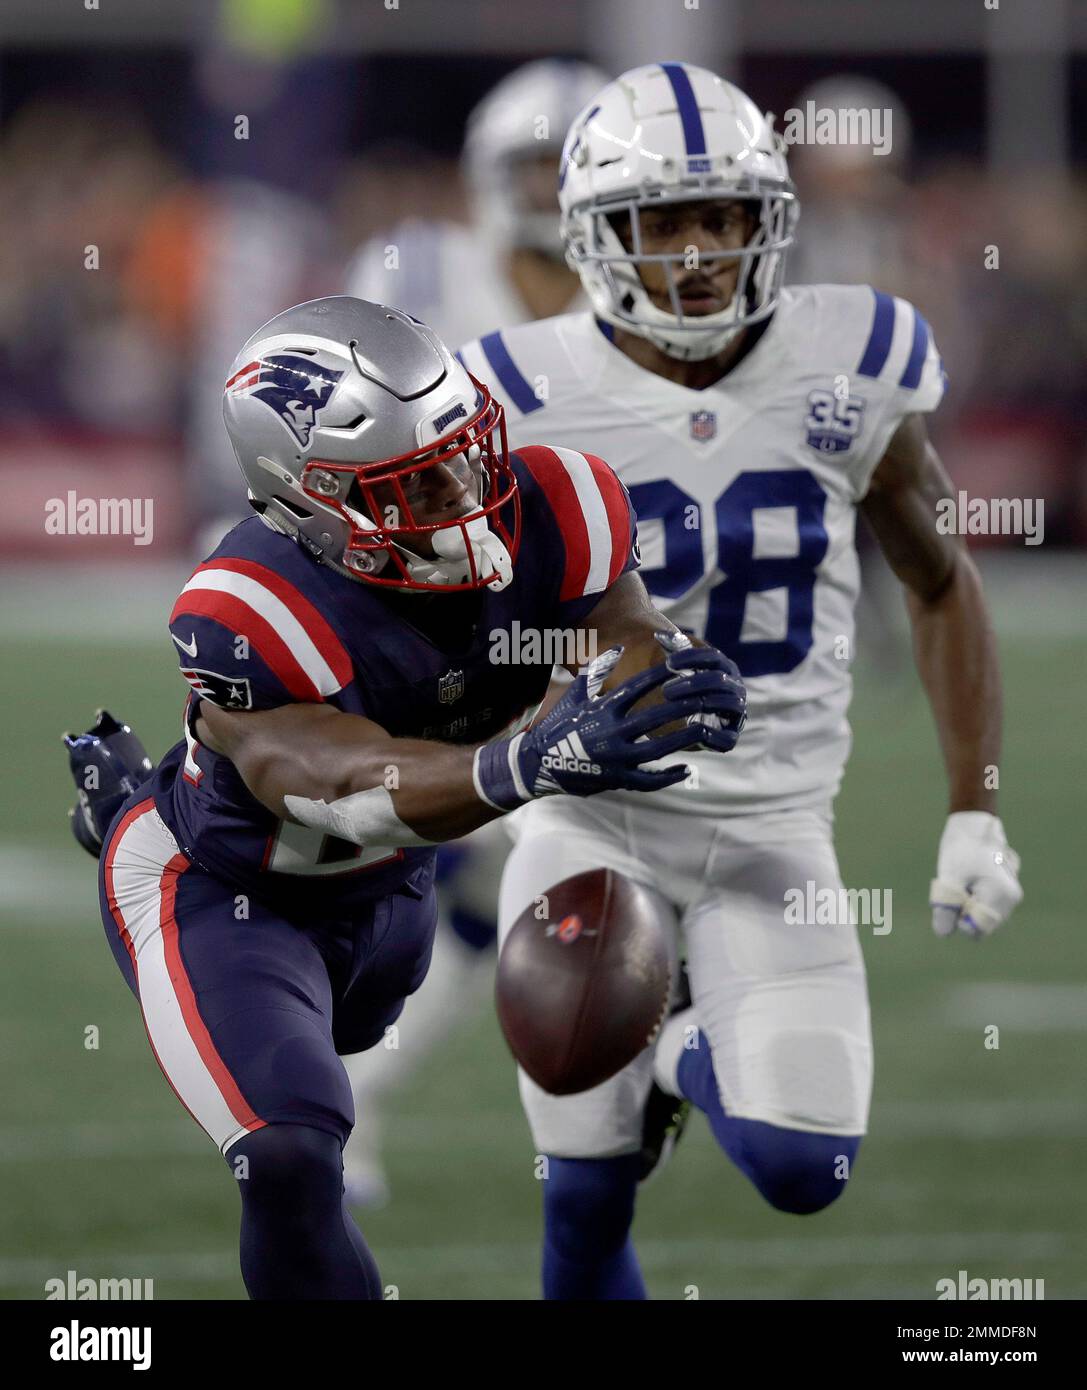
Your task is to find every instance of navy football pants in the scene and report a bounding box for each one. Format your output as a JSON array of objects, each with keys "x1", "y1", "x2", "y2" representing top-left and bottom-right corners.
[{"x1": 98, "y1": 796, "x2": 437, "y2": 1297}]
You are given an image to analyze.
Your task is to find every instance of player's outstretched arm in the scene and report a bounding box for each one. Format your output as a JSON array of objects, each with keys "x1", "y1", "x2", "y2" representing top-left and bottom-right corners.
[
  {"x1": 197, "y1": 629, "x2": 745, "y2": 848},
  {"x1": 860, "y1": 413, "x2": 1022, "y2": 936},
  {"x1": 197, "y1": 701, "x2": 502, "y2": 844}
]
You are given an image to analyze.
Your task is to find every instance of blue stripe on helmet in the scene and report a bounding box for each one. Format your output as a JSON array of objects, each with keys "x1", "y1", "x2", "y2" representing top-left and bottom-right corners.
[
  {"x1": 857, "y1": 289, "x2": 896, "y2": 378},
  {"x1": 559, "y1": 104, "x2": 600, "y2": 191},
  {"x1": 660, "y1": 62, "x2": 707, "y2": 157},
  {"x1": 898, "y1": 307, "x2": 930, "y2": 390},
  {"x1": 479, "y1": 331, "x2": 543, "y2": 415}
]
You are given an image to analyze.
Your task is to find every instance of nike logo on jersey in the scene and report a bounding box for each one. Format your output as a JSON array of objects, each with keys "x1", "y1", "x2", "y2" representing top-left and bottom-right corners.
[{"x1": 172, "y1": 632, "x2": 198, "y2": 658}]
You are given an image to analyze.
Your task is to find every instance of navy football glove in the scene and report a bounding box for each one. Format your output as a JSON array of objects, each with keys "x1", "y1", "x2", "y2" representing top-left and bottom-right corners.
[
  {"x1": 655, "y1": 639, "x2": 747, "y2": 753},
  {"x1": 473, "y1": 634, "x2": 746, "y2": 810},
  {"x1": 63, "y1": 710, "x2": 155, "y2": 859}
]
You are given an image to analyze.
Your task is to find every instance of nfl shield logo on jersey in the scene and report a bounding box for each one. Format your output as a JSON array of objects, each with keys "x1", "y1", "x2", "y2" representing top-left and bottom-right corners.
[
  {"x1": 438, "y1": 669, "x2": 465, "y2": 704},
  {"x1": 689, "y1": 410, "x2": 717, "y2": 442}
]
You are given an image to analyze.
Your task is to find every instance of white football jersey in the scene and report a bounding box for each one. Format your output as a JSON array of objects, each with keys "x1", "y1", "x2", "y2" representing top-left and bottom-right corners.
[
  {"x1": 460, "y1": 284, "x2": 946, "y2": 816},
  {"x1": 346, "y1": 218, "x2": 582, "y2": 349}
]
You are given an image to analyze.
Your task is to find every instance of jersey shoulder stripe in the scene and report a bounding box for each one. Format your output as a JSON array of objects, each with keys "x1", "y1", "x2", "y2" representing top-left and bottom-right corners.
[
  {"x1": 897, "y1": 305, "x2": 931, "y2": 389},
  {"x1": 477, "y1": 330, "x2": 544, "y2": 416},
  {"x1": 854, "y1": 287, "x2": 939, "y2": 393},
  {"x1": 856, "y1": 288, "x2": 896, "y2": 379},
  {"x1": 172, "y1": 558, "x2": 352, "y2": 702},
  {"x1": 516, "y1": 444, "x2": 634, "y2": 600}
]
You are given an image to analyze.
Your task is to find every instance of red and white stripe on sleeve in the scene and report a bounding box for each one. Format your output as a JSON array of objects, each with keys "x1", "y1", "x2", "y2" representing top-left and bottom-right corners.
[
  {"x1": 517, "y1": 445, "x2": 635, "y2": 601},
  {"x1": 171, "y1": 558, "x2": 353, "y2": 702}
]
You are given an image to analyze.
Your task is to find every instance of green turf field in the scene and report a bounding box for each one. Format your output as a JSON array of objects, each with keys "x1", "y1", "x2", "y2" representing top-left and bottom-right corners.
[{"x1": 1, "y1": 584, "x2": 1083, "y2": 1300}]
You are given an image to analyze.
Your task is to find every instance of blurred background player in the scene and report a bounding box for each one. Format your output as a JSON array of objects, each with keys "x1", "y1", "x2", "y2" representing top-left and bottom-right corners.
[
  {"x1": 340, "y1": 58, "x2": 608, "y2": 1207},
  {"x1": 347, "y1": 59, "x2": 607, "y2": 344},
  {"x1": 459, "y1": 62, "x2": 1024, "y2": 1299}
]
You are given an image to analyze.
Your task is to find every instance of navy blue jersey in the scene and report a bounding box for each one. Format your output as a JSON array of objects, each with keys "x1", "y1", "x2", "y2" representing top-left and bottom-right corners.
[{"x1": 148, "y1": 447, "x2": 638, "y2": 919}]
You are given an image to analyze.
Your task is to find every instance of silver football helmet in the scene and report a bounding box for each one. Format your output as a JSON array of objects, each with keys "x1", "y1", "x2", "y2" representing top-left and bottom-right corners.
[{"x1": 222, "y1": 297, "x2": 518, "y2": 591}]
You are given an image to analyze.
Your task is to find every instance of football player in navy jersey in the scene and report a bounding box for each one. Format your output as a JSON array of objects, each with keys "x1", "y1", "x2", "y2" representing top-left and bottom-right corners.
[{"x1": 63, "y1": 296, "x2": 747, "y2": 1300}]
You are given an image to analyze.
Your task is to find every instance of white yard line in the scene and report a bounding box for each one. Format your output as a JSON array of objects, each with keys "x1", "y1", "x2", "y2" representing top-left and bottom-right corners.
[
  {"x1": 942, "y1": 983, "x2": 1087, "y2": 1032},
  {"x1": 0, "y1": 848, "x2": 96, "y2": 920}
]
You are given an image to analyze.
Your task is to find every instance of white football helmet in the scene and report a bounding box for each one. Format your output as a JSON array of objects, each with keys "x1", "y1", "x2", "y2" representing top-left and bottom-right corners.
[
  {"x1": 559, "y1": 62, "x2": 799, "y2": 360},
  {"x1": 463, "y1": 58, "x2": 610, "y2": 259}
]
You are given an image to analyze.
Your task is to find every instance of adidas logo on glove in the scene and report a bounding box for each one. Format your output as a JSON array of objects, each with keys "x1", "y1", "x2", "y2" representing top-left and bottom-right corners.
[{"x1": 542, "y1": 754, "x2": 602, "y2": 775}]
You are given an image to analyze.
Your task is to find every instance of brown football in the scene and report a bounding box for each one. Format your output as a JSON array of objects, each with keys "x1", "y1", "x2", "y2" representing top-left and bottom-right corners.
[
  {"x1": 599, "y1": 633, "x2": 699, "y2": 737},
  {"x1": 495, "y1": 867, "x2": 672, "y2": 1096}
]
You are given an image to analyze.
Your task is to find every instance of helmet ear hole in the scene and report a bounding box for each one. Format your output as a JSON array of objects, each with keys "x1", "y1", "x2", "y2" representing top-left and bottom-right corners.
[{"x1": 272, "y1": 494, "x2": 313, "y2": 521}]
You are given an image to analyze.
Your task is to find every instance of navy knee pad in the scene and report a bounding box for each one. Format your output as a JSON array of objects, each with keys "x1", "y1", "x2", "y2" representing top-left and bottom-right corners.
[
  {"x1": 230, "y1": 1122, "x2": 345, "y2": 1219},
  {"x1": 228, "y1": 1123, "x2": 382, "y2": 1299}
]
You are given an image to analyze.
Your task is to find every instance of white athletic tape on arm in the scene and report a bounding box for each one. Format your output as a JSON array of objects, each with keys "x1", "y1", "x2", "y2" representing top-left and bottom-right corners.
[{"x1": 283, "y1": 785, "x2": 437, "y2": 848}]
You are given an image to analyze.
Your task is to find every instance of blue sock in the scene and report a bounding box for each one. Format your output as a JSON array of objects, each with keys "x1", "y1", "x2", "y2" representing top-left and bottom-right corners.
[
  {"x1": 542, "y1": 1154, "x2": 646, "y2": 1300},
  {"x1": 231, "y1": 1124, "x2": 383, "y2": 1299},
  {"x1": 677, "y1": 1035, "x2": 861, "y2": 1214}
]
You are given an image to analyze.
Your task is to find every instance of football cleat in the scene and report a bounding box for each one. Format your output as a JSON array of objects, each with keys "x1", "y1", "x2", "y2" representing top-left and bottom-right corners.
[{"x1": 63, "y1": 710, "x2": 155, "y2": 859}]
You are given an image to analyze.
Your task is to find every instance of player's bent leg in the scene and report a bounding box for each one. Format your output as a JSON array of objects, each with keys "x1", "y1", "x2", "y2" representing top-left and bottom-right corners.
[
  {"x1": 542, "y1": 1155, "x2": 646, "y2": 1300},
  {"x1": 228, "y1": 1123, "x2": 382, "y2": 1300},
  {"x1": 499, "y1": 799, "x2": 678, "y2": 1299},
  {"x1": 672, "y1": 1037, "x2": 861, "y2": 1214},
  {"x1": 100, "y1": 801, "x2": 380, "y2": 1296},
  {"x1": 670, "y1": 809, "x2": 873, "y2": 1215}
]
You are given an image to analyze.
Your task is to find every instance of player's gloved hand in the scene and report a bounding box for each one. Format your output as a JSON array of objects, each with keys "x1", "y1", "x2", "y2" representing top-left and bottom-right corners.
[
  {"x1": 652, "y1": 632, "x2": 747, "y2": 753},
  {"x1": 473, "y1": 632, "x2": 747, "y2": 810},
  {"x1": 63, "y1": 710, "x2": 155, "y2": 859},
  {"x1": 929, "y1": 811, "x2": 1023, "y2": 938}
]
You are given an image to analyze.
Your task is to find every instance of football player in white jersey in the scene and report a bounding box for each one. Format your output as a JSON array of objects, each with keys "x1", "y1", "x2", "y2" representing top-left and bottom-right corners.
[
  {"x1": 459, "y1": 62, "x2": 1024, "y2": 1300},
  {"x1": 341, "y1": 58, "x2": 607, "y2": 1206}
]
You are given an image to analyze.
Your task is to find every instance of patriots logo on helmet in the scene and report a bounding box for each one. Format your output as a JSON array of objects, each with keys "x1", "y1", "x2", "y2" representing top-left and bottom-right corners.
[{"x1": 225, "y1": 355, "x2": 343, "y2": 448}]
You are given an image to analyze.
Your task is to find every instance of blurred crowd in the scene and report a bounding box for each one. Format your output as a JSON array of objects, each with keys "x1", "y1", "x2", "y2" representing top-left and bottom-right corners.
[{"x1": 1, "y1": 61, "x2": 1085, "y2": 546}]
